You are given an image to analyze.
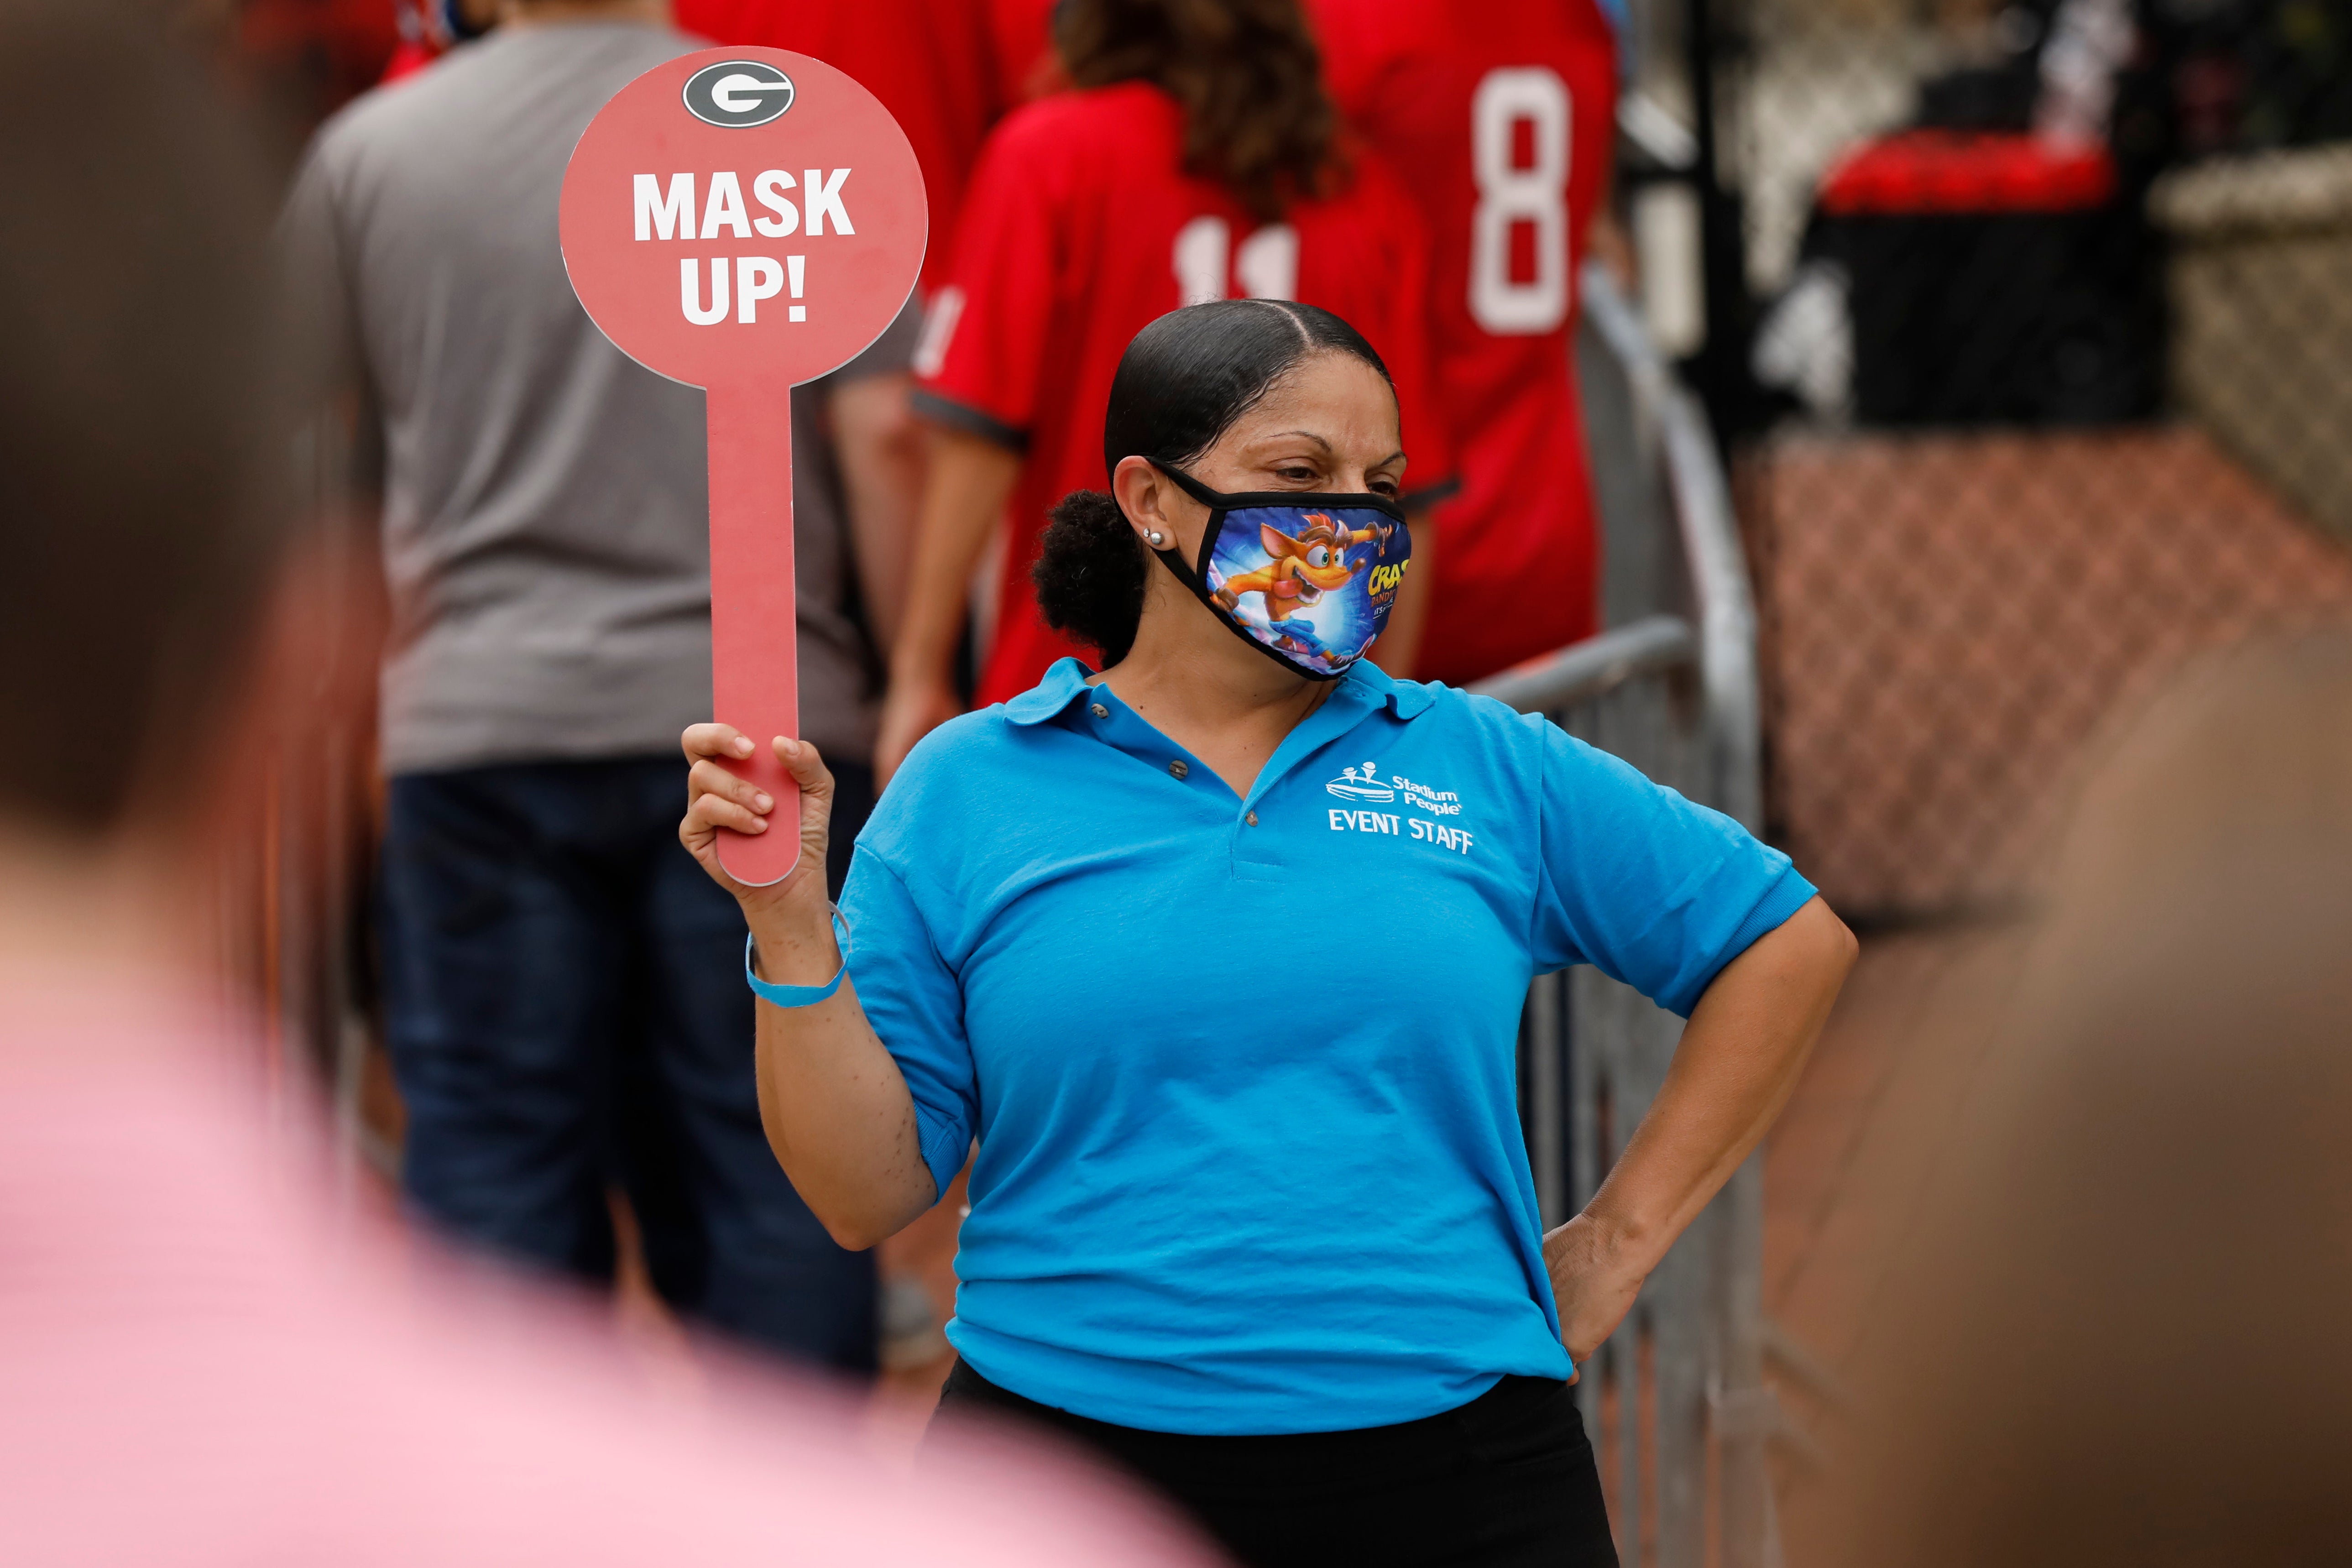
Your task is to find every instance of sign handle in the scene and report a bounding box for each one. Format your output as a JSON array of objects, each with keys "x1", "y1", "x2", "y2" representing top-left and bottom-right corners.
[{"x1": 708, "y1": 375, "x2": 803, "y2": 888}]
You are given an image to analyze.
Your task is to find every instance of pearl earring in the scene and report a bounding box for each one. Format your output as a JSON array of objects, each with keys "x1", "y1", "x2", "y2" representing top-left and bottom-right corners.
[{"x1": 1146, "y1": 530, "x2": 1166, "y2": 546}]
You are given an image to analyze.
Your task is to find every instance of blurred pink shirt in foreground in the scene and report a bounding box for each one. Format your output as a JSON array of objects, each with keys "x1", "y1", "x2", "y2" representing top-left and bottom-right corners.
[{"x1": 0, "y1": 981, "x2": 1215, "y2": 1568}]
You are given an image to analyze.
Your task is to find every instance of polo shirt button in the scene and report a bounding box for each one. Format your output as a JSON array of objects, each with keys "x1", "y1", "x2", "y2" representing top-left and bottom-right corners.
[
  {"x1": 1090, "y1": 703, "x2": 1108, "y2": 718},
  {"x1": 1168, "y1": 759, "x2": 1189, "y2": 779},
  {"x1": 1245, "y1": 811, "x2": 1259, "y2": 826}
]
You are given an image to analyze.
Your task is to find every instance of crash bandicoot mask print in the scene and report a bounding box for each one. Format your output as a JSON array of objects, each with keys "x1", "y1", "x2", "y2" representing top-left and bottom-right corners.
[{"x1": 1145, "y1": 460, "x2": 1411, "y2": 680}]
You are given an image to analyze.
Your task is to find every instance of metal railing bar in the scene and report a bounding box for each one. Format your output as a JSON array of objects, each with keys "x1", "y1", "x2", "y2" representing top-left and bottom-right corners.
[
  {"x1": 1581, "y1": 263, "x2": 1678, "y2": 420},
  {"x1": 1526, "y1": 971, "x2": 1567, "y2": 1228},
  {"x1": 1468, "y1": 613, "x2": 1695, "y2": 714},
  {"x1": 1578, "y1": 262, "x2": 1763, "y2": 830},
  {"x1": 1660, "y1": 384, "x2": 1764, "y2": 832}
]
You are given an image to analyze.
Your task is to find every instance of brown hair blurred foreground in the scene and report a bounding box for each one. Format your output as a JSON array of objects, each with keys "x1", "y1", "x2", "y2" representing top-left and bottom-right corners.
[
  {"x1": 0, "y1": 0, "x2": 287, "y2": 834},
  {"x1": 1832, "y1": 627, "x2": 2352, "y2": 1568}
]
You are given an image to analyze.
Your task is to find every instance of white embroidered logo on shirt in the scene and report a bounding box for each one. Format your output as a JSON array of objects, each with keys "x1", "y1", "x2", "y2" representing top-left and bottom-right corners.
[
  {"x1": 1326, "y1": 761, "x2": 1462, "y2": 816},
  {"x1": 1325, "y1": 761, "x2": 1395, "y2": 803}
]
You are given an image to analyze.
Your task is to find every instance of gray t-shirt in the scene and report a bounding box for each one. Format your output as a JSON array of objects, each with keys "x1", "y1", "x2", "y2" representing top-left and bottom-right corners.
[{"x1": 284, "y1": 21, "x2": 910, "y2": 773}]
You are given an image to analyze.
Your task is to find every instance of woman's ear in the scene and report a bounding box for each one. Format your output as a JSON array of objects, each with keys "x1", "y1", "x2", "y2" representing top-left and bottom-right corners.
[{"x1": 1112, "y1": 455, "x2": 1178, "y2": 551}]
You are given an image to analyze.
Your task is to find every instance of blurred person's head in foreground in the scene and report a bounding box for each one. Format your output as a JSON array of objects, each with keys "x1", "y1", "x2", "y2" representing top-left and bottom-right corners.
[
  {"x1": 0, "y1": 6, "x2": 1211, "y2": 1565},
  {"x1": 0, "y1": 0, "x2": 288, "y2": 953},
  {"x1": 1830, "y1": 627, "x2": 2352, "y2": 1568}
]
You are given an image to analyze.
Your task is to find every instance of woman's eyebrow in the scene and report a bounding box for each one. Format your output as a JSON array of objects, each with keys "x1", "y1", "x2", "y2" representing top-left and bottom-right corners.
[{"x1": 1258, "y1": 431, "x2": 1335, "y2": 454}]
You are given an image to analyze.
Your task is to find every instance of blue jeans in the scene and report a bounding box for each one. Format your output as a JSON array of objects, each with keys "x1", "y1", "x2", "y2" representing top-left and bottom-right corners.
[{"x1": 378, "y1": 754, "x2": 879, "y2": 1373}]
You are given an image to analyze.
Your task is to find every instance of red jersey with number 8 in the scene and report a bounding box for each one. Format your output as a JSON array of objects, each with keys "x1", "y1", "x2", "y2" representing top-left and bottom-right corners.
[
  {"x1": 1311, "y1": 0, "x2": 1618, "y2": 683},
  {"x1": 916, "y1": 82, "x2": 1455, "y2": 706}
]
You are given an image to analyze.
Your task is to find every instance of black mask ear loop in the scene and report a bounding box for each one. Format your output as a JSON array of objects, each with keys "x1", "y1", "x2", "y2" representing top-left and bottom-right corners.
[{"x1": 1139, "y1": 459, "x2": 1230, "y2": 605}]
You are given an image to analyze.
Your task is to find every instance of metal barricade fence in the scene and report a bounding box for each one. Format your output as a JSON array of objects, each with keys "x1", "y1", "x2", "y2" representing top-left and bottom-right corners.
[{"x1": 1471, "y1": 262, "x2": 1775, "y2": 1568}]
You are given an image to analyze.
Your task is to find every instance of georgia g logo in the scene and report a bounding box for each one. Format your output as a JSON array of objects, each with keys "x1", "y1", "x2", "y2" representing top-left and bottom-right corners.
[{"x1": 682, "y1": 60, "x2": 796, "y2": 128}]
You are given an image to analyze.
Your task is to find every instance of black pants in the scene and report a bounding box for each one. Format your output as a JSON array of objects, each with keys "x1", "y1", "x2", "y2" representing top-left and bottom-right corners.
[
  {"x1": 933, "y1": 1362, "x2": 1617, "y2": 1568},
  {"x1": 379, "y1": 754, "x2": 881, "y2": 1370}
]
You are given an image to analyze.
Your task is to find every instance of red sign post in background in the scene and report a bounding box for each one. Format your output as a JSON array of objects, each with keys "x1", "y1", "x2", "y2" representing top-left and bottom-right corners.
[{"x1": 561, "y1": 49, "x2": 925, "y2": 884}]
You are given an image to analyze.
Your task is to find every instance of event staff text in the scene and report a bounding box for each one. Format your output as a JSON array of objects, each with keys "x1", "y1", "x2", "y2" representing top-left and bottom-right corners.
[{"x1": 1328, "y1": 810, "x2": 1476, "y2": 854}]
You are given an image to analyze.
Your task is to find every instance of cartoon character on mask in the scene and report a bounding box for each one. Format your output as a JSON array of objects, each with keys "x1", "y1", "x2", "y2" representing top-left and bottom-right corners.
[
  {"x1": 1209, "y1": 512, "x2": 1398, "y2": 660},
  {"x1": 1145, "y1": 460, "x2": 1411, "y2": 680}
]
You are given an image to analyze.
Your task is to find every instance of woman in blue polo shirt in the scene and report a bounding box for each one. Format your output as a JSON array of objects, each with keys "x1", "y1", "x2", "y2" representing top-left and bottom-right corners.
[{"x1": 680, "y1": 300, "x2": 1855, "y2": 1568}]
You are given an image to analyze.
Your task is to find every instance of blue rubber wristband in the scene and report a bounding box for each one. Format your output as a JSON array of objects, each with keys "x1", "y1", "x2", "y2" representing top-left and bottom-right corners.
[{"x1": 744, "y1": 906, "x2": 852, "y2": 1008}]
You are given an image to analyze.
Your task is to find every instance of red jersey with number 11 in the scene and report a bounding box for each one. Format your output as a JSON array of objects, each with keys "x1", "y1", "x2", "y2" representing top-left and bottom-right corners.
[
  {"x1": 916, "y1": 82, "x2": 1455, "y2": 706},
  {"x1": 1312, "y1": 0, "x2": 1618, "y2": 683}
]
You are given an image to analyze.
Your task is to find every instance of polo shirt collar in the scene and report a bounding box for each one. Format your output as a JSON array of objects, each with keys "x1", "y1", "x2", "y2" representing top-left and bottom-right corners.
[
  {"x1": 1002, "y1": 658, "x2": 1099, "y2": 726},
  {"x1": 1342, "y1": 658, "x2": 1437, "y2": 721},
  {"x1": 1002, "y1": 656, "x2": 1435, "y2": 726}
]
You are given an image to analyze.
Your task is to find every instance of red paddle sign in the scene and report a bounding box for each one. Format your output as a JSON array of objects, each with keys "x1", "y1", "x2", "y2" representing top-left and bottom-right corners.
[{"x1": 561, "y1": 49, "x2": 925, "y2": 885}]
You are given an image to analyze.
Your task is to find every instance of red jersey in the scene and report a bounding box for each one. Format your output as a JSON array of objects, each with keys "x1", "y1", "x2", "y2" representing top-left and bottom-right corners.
[
  {"x1": 916, "y1": 83, "x2": 1455, "y2": 705},
  {"x1": 674, "y1": 0, "x2": 1006, "y2": 292},
  {"x1": 1311, "y1": 0, "x2": 1618, "y2": 682}
]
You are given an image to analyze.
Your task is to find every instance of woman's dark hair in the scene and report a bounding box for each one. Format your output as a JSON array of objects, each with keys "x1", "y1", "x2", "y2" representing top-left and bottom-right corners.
[
  {"x1": 1056, "y1": 0, "x2": 1342, "y2": 223},
  {"x1": 1033, "y1": 299, "x2": 1393, "y2": 666}
]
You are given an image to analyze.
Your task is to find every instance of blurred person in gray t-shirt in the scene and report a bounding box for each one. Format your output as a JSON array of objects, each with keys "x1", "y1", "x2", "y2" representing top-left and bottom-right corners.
[{"x1": 282, "y1": 0, "x2": 921, "y2": 1372}]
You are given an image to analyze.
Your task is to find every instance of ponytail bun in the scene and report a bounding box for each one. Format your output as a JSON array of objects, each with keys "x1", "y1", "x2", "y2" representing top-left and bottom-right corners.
[{"x1": 1033, "y1": 490, "x2": 1148, "y2": 668}]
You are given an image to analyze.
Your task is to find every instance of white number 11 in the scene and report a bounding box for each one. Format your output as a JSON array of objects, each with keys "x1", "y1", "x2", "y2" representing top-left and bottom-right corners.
[{"x1": 1469, "y1": 67, "x2": 1572, "y2": 335}]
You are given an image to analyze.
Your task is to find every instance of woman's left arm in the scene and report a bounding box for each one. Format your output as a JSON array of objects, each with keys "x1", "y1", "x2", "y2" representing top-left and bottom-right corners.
[{"x1": 1546, "y1": 894, "x2": 1856, "y2": 1370}]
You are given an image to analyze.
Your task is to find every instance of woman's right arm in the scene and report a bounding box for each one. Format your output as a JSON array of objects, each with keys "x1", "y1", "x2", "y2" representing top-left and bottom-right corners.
[{"x1": 681, "y1": 723, "x2": 938, "y2": 1249}]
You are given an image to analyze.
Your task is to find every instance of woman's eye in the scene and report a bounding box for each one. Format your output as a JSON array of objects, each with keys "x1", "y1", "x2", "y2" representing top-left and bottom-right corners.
[{"x1": 1277, "y1": 466, "x2": 1317, "y2": 484}]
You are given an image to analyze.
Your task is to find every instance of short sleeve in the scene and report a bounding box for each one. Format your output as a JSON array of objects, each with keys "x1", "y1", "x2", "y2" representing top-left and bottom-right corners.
[
  {"x1": 909, "y1": 115, "x2": 1064, "y2": 450},
  {"x1": 1528, "y1": 716, "x2": 1816, "y2": 1016},
  {"x1": 276, "y1": 141, "x2": 383, "y2": 489},
  {"x1": 841, "y1": 849, "x2": 977, "y2": 1201}
]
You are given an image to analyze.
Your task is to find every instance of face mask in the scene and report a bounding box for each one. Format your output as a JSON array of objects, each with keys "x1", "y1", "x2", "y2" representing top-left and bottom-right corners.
[{"x1": 1145, "y1": 461, "x2": 1412, "y2": 680}]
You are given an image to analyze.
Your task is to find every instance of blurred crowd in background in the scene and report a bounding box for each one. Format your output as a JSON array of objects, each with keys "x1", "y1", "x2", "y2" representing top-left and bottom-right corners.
[
  {"x1": 6, "y1": 0, "x2": 2352, "y2": 1560},
  {"x1": 218, "y1": 0, "x2": 2352, "y2": 920}
]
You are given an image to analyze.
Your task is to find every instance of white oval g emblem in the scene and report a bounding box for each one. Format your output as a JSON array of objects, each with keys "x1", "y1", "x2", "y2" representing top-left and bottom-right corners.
[{"x1": 682, "y1": 60, "x2": 795, "y2": 128}]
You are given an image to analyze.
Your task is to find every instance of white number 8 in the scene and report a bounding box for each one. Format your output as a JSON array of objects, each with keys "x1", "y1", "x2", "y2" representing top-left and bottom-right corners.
[{"x1": 1469, "y1": 67, "x2": 1572, "y2": 335}]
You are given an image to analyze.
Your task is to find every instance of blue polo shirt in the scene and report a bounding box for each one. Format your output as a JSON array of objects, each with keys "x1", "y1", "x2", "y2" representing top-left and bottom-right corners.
[{"x1": 842, "y1": 658, "x2": 1813, "y2": 1435}]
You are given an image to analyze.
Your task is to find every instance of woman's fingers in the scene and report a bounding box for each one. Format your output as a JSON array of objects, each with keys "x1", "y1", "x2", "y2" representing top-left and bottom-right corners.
[
  {"x1": 679, "y1": 729, "x2": 829, "y2": 855},
  {"x1": 681, "y1": 721, "x2": 757, "y2": 763},
  {"x1": 688, "y1": 756, "x2": 774, "y2": 816},
  {"x1": 686, "y1": 785, "x2": 769, "y2": 836},
  {"x1": 774, "y1": 735, "x2": 835, "y2": 796},
  {"x1": 685, "y1": 749, "x2": 774, "y2": 838}
]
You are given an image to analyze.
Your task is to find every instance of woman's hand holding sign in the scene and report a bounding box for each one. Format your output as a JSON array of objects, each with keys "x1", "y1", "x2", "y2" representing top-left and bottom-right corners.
[{"x1": 679, "y1": 724, "x2": 835, "y2": 914}]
